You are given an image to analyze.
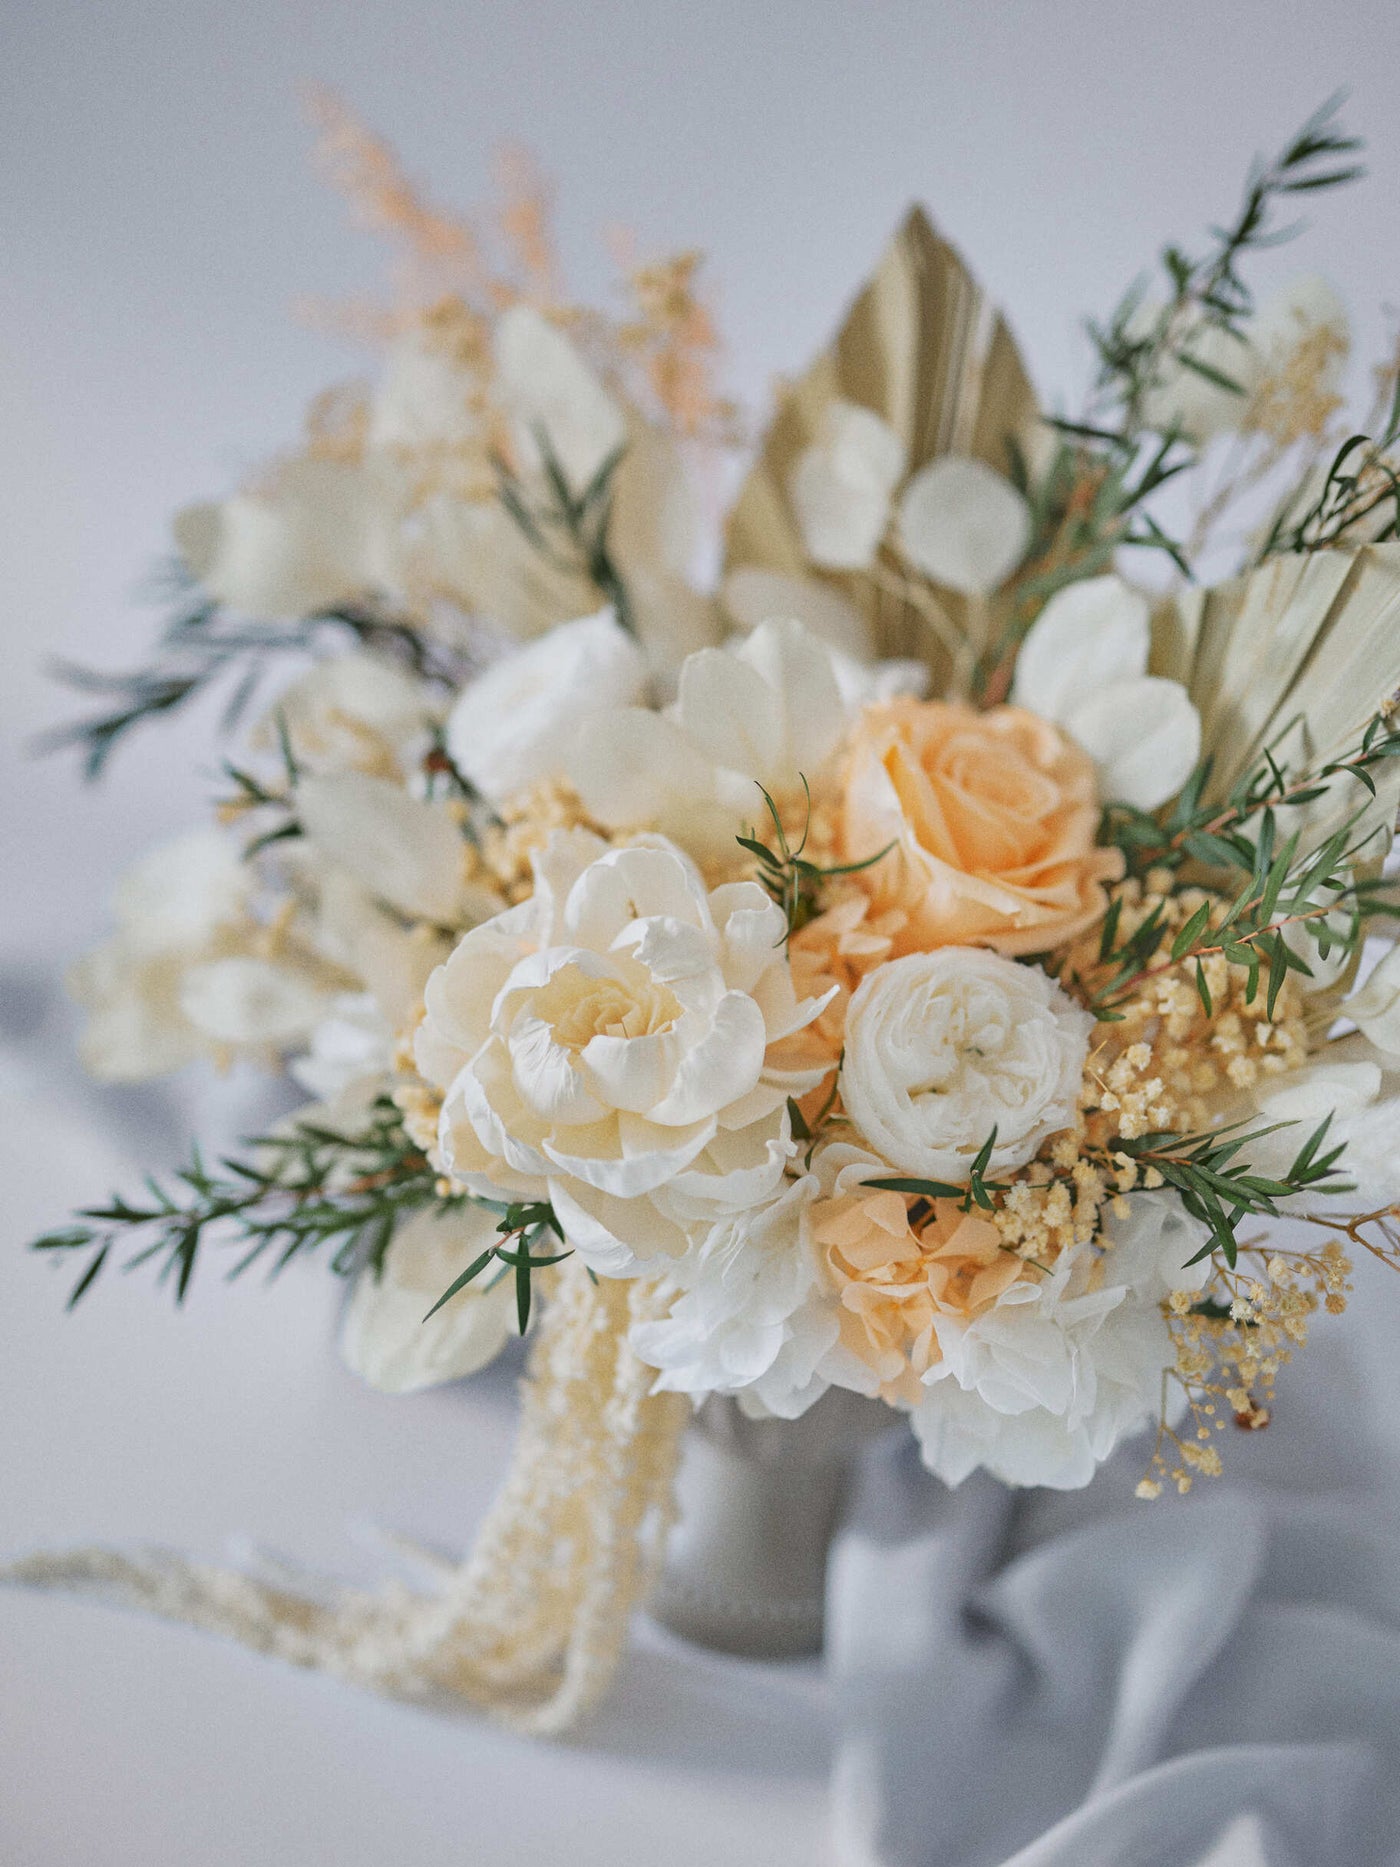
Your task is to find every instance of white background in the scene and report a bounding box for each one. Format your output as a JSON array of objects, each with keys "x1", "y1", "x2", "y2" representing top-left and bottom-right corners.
[{"x1": 4, "y1": 3, "x2": 1400, "y2": 1862}]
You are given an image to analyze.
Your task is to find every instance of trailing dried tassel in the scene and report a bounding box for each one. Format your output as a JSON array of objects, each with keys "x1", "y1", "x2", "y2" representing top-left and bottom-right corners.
[{"x1": 1, "y1": 1262, "x2": 689, "y2": 1736}]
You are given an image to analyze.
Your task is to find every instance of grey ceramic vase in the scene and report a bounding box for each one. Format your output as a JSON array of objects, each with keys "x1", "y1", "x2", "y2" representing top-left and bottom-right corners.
[{"x1": 649, "y1": 1388, "x2": 893, "y2": 1659}]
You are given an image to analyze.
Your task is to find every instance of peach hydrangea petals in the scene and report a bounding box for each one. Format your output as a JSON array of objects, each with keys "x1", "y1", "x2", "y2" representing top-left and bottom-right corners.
[
  {"x1": 842, "y1": 698, "x2": 1123, "y2": 957},
  {"x1": 810, "y1": 1180, "x2": 1020, "y2": 1405}
]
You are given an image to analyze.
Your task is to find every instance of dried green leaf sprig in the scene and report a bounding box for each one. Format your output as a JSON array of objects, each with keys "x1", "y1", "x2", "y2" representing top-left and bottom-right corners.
[
  {"x1": 493, "y1": 431, "x2": 637, "y2": 638},
  {"x1": 739, "y1": 778, "x2": 894, "y2": 941}
]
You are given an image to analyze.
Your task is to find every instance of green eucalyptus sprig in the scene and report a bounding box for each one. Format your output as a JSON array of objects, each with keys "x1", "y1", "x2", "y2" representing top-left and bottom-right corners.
[
  {"x1": 1091, "y1": 804, "x2": 1396, "y2": 1020},
  {"x1": 864, "y1": 1128, "x2": 1011, "y2": 1216},
  {"x1": 739, "y1": 778, "x2": 894, "y2": 940},
  {"x1": 1101, "y1": 711, "x2": 1400, "y2": 881},
  {"x1": 31, "y1": 1095, "x2": 459, "y2": 1308}
]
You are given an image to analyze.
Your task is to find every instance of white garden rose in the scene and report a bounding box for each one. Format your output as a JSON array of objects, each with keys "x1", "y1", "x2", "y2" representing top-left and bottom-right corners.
[
  {"x1": 415, "y1": 829, "x2": 832, "y2": 1275},
  {"x1": 340, "y1": 1204, "x2": 519, "y2": 1394},
  {"x1": 262, "y1": 652, "x2": 435, "y2": 778},
  {"x1": 443, "y1": 609, "x2": 648, "y2": 803},
  {"x1": 839, "y1": 949, "x2": 1093, "y2": 1182},
  {"x1": 1011, "y1": 574, "x2": 1201, "y2": 810}
]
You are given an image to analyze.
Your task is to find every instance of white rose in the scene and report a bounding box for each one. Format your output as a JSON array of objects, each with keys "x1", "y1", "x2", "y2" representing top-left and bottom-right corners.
[
  {"x1": 839, "y1": 949, "x2": 1092, "y2": 1182},
  {"x1": 415, "y1": 830, "x2": 831, "y2": 1274},
  {"x1": 340, "y1": 1204, "x2": 519, "y2": 1394},
  {"x1": 1011, "y1": 575, "x2": 1201, "y2": 810},
  {"x1": 788, "y1": 401, "x2": 906, "y2": 571},
  {"x1": 262, "y1": 652, "x2": 435, "y2": 778},
  {"x1": 444, "y1": 609, "x2": 648, "y2": 803}
]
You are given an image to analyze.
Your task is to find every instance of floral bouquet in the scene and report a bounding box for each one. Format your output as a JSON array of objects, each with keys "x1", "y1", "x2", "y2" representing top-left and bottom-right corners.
[{"x1": 16, "y1": 94, "x2": 1400, "y2": 1730}]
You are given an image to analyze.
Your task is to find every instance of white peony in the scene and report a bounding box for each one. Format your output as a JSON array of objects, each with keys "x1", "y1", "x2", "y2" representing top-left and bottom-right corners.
[
  {"x1": 788, "y1": 401, "x2": 906, "y2": 571},
  {"x1": 629, "y1": 1173, "x2": 838, "y2": 1420},
  {"x1": 912, "y1": 1193, "x2": 1209, "y2": 1489},
  {"x1": 415, "y1": 829, "x2": 831, "y2": 1275},
  {"x1": 289, "y1": 992, "x2": 397, "y2": 1102},
  {"x1": 568, "y1": 617, "x2": 848, "y2": 856},
  {"x1": 443, "y1": 609, "x2": 648, "y2": 803},
  {"x1": 1011, "y1": 574, "x2": 1201, "y2": 810},
  {"x1": 839, "y1": 949, "x2": 1093, "y2": 1183},
  {"x1": 340, "y1": 1204, "x2": 519, "y2": 1394},
  {"x1": 895, "y1": 456, "x2": 1031, "y2": 596}
]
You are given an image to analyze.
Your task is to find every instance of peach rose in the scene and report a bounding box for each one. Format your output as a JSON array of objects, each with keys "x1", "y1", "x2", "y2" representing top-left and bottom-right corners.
[
  {"x1": 809, "y1": 1163, "x2": 1021, "y2": 1406},
  {"x1": 842, "y1": 699, "x2": 1122, "y2": 956}
]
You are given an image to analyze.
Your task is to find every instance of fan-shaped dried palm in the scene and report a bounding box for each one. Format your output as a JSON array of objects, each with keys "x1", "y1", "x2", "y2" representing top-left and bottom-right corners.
[{"x1": 723, "y1": 208, "x2": 1040, "y2": 684}]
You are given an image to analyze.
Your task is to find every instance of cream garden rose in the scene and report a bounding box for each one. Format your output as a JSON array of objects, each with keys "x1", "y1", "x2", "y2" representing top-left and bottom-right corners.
[
  {"x1": 416, "y1": 829, "x2": 832, "y2": 1275},
  {"x1": 839, "y1": 948, "x2": 1093, "y2": 1182}
]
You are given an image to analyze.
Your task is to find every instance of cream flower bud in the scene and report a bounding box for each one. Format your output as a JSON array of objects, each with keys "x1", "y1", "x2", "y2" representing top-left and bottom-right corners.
[{"x1": 839, "y1": 949, "x2": 1092, "y2": 1182}]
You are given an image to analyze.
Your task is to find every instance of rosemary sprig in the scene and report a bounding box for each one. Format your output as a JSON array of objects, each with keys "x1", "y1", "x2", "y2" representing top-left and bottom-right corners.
[{"x1": 31, "y1": 1095, "x2": 460, "y2": 1307}]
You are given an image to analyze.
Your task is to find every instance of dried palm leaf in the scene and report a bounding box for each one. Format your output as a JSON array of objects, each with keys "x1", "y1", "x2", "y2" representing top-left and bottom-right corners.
[
  {"x1": 1154, "y1": 542, "x2": 1400, "y2": 798},
  {"x1": 723, "y1": 207, "x2": 1040, "y2": 682}
]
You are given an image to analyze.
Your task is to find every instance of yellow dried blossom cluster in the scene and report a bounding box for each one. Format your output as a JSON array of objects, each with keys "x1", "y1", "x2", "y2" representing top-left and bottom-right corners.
[
  {"x1": 462, "y1": 777, "x2": 614, "y2": 904},
  {"x1": 1245, "y1": 319, "x2": 1349, "y2": 449},
  {"x1": 1136, "y1": 1240, "x2": 1353, "y2": 1498},
  {"x1": 1074, "y1": 877, "x2": 1308, "y2": 1135}
]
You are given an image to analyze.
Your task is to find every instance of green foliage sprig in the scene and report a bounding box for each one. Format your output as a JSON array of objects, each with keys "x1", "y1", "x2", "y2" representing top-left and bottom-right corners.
[
  {"x1": 422, "y1": 1198, "x2": 567, "y2": 1335},
  {"x1": 31, "y1": 1095, "x2": 460, "y2": 1307},
  {"x1": 739, "y1": 778, "x2": 894, "y2": 940},
  {"x1": 39, "y1": 569, "x2": 469, "y2": 780},
  {"x1": 864, "y1": 1128, "x2": 1011, "y2": 1215},
  {"x1": 1116, "y1": 1117, "x2": 1352, "y2": 1268},
  {"x1": 1086, "y1": 94, "x2": 1363, "y2": 445},
  {"x1": 493, "y1": 431, "x2": 637, "y2": 638}
]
